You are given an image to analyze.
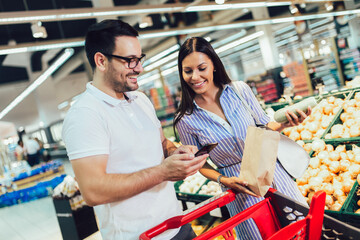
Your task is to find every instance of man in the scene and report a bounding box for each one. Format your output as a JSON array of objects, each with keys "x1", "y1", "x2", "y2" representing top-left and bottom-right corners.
[
  {"x1": 62, "y1": 20, "x2": 208, "y2": 240},
  {"x1": 24, "y1": 137, "x2": 40, "y2": 166}
]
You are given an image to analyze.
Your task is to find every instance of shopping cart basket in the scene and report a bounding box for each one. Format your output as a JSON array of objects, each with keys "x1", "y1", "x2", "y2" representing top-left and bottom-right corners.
[{"x1": 140, "y1": 188, "x2": 360, "y2": 240}]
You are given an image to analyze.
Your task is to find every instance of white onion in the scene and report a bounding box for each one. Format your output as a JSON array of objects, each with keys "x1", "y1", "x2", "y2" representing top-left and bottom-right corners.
[{"x1": 311, "y1": 139, "x2": 326, "y2": 152}]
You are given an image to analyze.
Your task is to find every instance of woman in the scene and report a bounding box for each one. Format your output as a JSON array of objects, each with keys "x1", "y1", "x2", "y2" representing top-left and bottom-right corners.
[{"x1": 174, "y1": 37, "x2": 311, "y2": 239}]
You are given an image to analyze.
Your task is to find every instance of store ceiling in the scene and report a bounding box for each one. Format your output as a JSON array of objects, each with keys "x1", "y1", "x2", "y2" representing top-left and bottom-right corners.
[{"x1": 0, "y1": 0, "x2": 350, "y2": 131}]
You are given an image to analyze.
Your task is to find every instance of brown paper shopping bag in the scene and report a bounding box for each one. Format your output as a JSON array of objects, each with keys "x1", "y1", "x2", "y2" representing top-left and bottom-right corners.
[{"x1": 239, "y1": 126, "x2": 280, "y2": 197}]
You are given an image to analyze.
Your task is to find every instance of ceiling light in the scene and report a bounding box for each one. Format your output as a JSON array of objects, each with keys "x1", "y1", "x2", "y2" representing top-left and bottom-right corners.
[
  {"x1": 139, "y1": 16, "x2": 153, "y2": 29},
  {"x1": 31, "y1": 21, "x2": 47, "y2": 38},
  {"x1": 215, "y1": 31, "x2": 264, "y2": 54},
  {"x1": 215, "y1": 0, "x2": 226, "y2": 4},
  {"x1": 0, "y1": 48, "x2": 74, "y2": 120},
  {"x1": 289, "y1": 4, "x2": 299, "y2": 14},
  {"x1": 325, "y1": 2, "x2": 334, "y2": 11}
]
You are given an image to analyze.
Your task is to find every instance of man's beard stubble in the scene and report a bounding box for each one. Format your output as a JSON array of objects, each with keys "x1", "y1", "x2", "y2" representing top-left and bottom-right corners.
[{"x1": 105, "y1": 66, "x2": 139, "y2": 93}]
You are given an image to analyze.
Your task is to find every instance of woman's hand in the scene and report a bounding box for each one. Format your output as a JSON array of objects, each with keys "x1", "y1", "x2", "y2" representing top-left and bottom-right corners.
[
  {"x1": 282, "y1": 106, "x2": 312, "y2": 128},
  {"x1": 221, "y1": 176, "x2": 259, "y2": 197}
]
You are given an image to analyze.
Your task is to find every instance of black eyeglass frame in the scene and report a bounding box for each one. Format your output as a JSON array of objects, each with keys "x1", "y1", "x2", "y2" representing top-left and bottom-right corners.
[{"x1": 102, "y1": 53, "x2": 146, "y2": 69}]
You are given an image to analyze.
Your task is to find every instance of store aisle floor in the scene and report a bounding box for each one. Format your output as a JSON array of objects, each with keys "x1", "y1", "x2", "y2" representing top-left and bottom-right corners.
[{"x1": 0, "y1": 159, "x2": 102, "y2": 240}]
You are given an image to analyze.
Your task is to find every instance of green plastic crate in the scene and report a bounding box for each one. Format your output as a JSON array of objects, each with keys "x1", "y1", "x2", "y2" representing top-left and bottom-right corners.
[
  {"x1": 340, "y1": 181, "x2": 360, "y2": 228},
  {"x1": 308, "y1": 140, "x2": 360, "y2": 216},
  {"x1": 174, "y1": 180, "x2": 211, "y2": 203}
]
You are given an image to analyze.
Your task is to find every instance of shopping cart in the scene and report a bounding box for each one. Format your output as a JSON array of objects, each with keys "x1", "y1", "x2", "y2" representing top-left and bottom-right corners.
[{"x1": 139, "y1": 188, "x2": 360, "y2": 240}]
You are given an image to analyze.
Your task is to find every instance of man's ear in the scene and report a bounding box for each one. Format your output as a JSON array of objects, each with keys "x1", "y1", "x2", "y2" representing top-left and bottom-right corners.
[{"x1": 94, "y1": 52, "x2": 107, "y2": 72}]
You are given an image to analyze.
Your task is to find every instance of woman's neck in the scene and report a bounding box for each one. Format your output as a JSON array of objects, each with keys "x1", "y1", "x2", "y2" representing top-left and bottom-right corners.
[{"x1": 195, "y1": 84, "x2": 222, "y2": 105}]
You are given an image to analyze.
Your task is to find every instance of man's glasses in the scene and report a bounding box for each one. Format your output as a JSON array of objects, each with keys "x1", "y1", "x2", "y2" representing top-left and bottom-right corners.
[{"x1": 102, "y1": 53, "x2": 146, "y2": 69}]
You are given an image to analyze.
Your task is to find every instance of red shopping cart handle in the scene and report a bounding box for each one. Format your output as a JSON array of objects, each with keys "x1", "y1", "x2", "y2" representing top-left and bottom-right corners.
[{"x1": 139, "y1": 190, "x2": 236, "y2": 240}]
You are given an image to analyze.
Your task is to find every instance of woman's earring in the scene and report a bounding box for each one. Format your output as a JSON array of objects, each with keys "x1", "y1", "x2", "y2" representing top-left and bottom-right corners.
[{"x1": 214, "y1": 70, "x2": 216, "y2": 72}]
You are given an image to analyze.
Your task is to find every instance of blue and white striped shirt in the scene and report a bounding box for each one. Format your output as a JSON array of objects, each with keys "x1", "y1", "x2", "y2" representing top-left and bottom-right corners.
[{"x1": 176, "y1": 81, "x2": 306, "y2": 239}]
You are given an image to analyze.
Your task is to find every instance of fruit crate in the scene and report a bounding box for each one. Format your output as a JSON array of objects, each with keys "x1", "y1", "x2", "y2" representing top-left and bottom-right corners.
[
  {"x1": 306, "y1": 139, "x2": 360, "y2": 221},
  {"x1": 321, "y1": 88, "x2": 360, "y2": 141},
  {"x1": 341, "y1": 181, "x2": 360, "y2": 228},
  {"x1": 174, "y1": 180, "x2": 210, "y2": 203}
]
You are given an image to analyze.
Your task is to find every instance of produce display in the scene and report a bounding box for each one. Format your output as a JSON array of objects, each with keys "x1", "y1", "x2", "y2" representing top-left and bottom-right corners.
[
  {"x1": 282, "y1": 95, "x2": 343, "y2": 141},
  {"x1": 198, "y1": 181, "x2": 222, "y2": 196},
  {"x1": 178, "y1": 172, "x2": 207, "y2": 194},
  {"x1": 296, "y1": 140, "x2": 360, "y2": 211},
  {"x1": 324, "y1": 92, "x2": 360, "y2": 139}
]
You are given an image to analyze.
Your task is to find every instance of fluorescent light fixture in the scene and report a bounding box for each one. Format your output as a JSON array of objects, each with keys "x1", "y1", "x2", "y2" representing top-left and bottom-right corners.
[
  {"x1": 161, "y1": 66, "x2": 178, "y2": 77},
  {"x1": 215, "y1": 31, "x2": 264, "y2": 54},
  {"x1": 212, "y1": 29, "x2": 247, "y2": 48},
  {"x1": 161, "y1": 60, "x2": 177, "y2": 70},
  {"x1": 144, "y1": 45, "x2": 179, "y2": 66},
  {"x1": 309, "y1": 17, "x2": 332, "y2": 28},
  {"x1": 275, "y1": 35, "x2": 299, "y2": 47},
  {"x1": 144, "y1": 51, "x2": 179, "y2": 72},
  {"x1": 185, "y1": 2, "x2": 292, "y2": 12},
  {"x1": 274, "y1": 24, "x2": 295, "y2": 35},
  {"x1": 0, "y1": 39, "x2": 83, "y2": 55},
  {"x1": 31, "y1": 21, "x2": 47, "y2": 39},
  {"x1": 215, "y1": 0, "x2": 226, "y2": 4},
  {"x1": 138, "y1": 73, "x2": 161, "y2": 86},
  {"x1": 1, "y1": 8, "x2": 360, "y2": 55},
  {"x1": 0, "y1": 48, "x2": 74, "y2": 120}
]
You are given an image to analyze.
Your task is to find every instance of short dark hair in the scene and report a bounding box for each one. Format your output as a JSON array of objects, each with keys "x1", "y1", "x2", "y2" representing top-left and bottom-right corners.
[
  {"x1": 85, "y1": 19, "x2": 139, "y2": 69},
  {"x1": 174, "y1": 37, "x2": 232, "y2": 129}
]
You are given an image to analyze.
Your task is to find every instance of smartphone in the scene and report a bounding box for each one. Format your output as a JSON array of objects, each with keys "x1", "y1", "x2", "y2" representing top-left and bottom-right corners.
[{"x1": 195, "y1": 143, "x2": 218, "y2": 157}]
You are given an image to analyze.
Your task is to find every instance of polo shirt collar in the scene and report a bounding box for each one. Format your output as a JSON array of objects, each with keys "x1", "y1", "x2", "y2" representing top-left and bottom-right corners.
[{"x1": 86, "y1": 82, "x2": 137, "y2": 106}]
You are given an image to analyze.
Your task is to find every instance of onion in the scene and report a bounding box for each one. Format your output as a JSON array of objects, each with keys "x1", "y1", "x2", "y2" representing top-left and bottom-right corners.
[
  {"x1": 317, "y1": 151, "x2": 329, "y2": 161},
  {"x1": 307, "y1": 168, "x2": 320, "y2": 177},
  {"x1": 326, "y1": 144, "x2": 334, "y2": 152},
  {"x1": 335, "y1": 145, "x2": 346, "y2": 153},
  {"x1": 323, "y1": 184, "x2": 334, "y2": 195},
  {"x1": 332, "y1": 106, "x2": 341, "y2": 115},
  {"x1": 340, "y1": 152, "x2": 348, "y2": 160},
  {"x1": 318, "y1": 170, "x2": 332, "y2": 182},
  {"x1": 300, "y1": 130, "x2": 312, "y2": 140},
  {"x1": 327, "y1": 96, "x2": 336, "y2": 104},
  {"x1": 296, "y1": 140, "x2": 305, "y2": 147},
  {"x1": 347, "y1": 151, "x2": 355, "y2": 162},
  {"x1": 303, "y1": 143, "x2": 312, "y2": 153},
  {"x1": 349, "y1": 165, "x2": 360, "y2": 178},
  {"x1": 354, "y1": 155, "x2": 360, "y2": 164},
  {"x1": 339, "y1": 159, "x2": 351, "y2": 172},
  {"x1": 311, "y1": 139, "x2": 326, "y2": 152},
  {"x1": 289, "y1": 130, "x2": 300, "y2": 141},
  {"x1": 343, "y1": 129, "x2": 351, "y2": 139},
  {"x1": 325, "y1": 195, "x2": 334, "y2": 207},
  {"x1": 283, "y1": 127, "x2": 292, "y2": 136},
  {"x1": 321, "y1": 118, "x2": 332, "y2": 129},
  {"x1": 353, "y1": 145, "x2": 360, "y2": 156},
  {"x1": 344, "y1": 118, "x2": 356, "y2": 128},
  {"x1": 330, "y1": 201, "x2": 342, "y2": 211},
  {"x1": 340, "y1": 113, "x2": 348, "y2": 122},
  {"x1": 350, "y1": 125, "x2": 360, "y2": 138},
  {"x1": 342, "y1": 180, "x2": 354, "y2": 193},
  {"x1": 333, "y1": 189, "x2": 345, "y2": 199},
  {"x1": 345, "y1": 106, "x2": 356, "y2": 114},
  {"x1": 329, "y1": 151, "x2": 340, "y2": 161},
  {"x1": 337, "y1": 196, "x2": 347, "y2": 205},
  {"x1": 307, "y1": 122, "x2": 319, "y2": 134},
  {"x1": 325, "y1": 133, "x2": 332, "y2": 139},
  {"x1": 329, "y1": 161, "x2": 340, "y2": 173},
  {"x1": 323, "y1": 105, "x2": 334, "y2": 115},
  {"x1": 309, "y1": 157, "x2": 321, "y2": 169}
]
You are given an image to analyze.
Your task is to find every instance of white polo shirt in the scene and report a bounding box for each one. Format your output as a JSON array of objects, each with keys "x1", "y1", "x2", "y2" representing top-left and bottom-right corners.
[{"x1": 62, "y1": 82, "x2": 181, "y2": 240}]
